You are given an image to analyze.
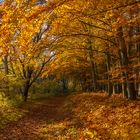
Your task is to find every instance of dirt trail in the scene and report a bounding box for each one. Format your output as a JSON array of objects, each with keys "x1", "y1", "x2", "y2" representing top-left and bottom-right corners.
[
  {"x1": 0, "y1": 97, "x2": 67, "y2": 140},
  {"x1": 1, "y1": 94, "x2": 139, "y2": 140}
]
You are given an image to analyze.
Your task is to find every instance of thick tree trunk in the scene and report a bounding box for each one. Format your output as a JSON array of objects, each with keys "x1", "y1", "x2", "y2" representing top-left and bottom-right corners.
[{"x1": 117, "y1": 26, "x2": 137, "y2": 100}]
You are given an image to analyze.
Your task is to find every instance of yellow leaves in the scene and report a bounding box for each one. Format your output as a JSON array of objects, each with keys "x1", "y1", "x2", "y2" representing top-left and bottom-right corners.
[
  {"x1": 63, "y1": 5, "x2": 72, "y2": 10},
  {"x1": 86, "y1": 131, "x2": 94, "y2": 138},
  {"x1": 85, "y1": 128, "x2": 98, "y2": 139},
  {"x1": 105, "y1": 9, "x2": 118, "y2": 19},
  {"x1": 16, "y1": 0, "x2": 21, "y2": 4}
]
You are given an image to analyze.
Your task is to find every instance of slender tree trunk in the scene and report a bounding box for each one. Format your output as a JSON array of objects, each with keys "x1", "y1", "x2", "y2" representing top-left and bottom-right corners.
[
  {"x1": 2, "y1": 55, "x2": 9, "y2": 95},
  {"x1": 22, "y1": 67, "x2": 33, "y2": 102},
  {"x1": 106, "y1": 53, "x2": 113, "y2": 96},
  {"x1": 3, "y1": 55, "x2": 9, "y2": 74},
  {"x1": 61, "y1": 78, "x2": 68, "y2": 94},
  {"x1": 118, "y1": 49, "x2": 127, "y2": 97},
  {"x1": 122, "y1": 82, "x2": 128, "y2": 98},
  {"x1": 88, "y1": 39, "x2": 97, "y2": 91},
  {"x1": 23, "y1": 81, "x2": 30, "y2": 102}
]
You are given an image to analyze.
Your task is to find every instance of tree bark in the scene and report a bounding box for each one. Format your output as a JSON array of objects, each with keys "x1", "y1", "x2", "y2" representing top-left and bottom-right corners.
[
  {"x1": 117, "y1": 26, "x2": 137, "y2": 100},
  {"x1": 23, "y1": 81, "x2": 30, "y2": 102},
  {"x1": 88, "y1": 39, "x2": 97, "y2": 91},
  {"x1": 22, "y1": 66, "x2": 33, "y2": 102},
  {"x1": 2, "y1": 55, "x2": 9, "y2": 95},
  {"x1": 61, "y1": 77, "x2": 68, "y2": 94},
  {"x1": 106, "y1": 53, "x2": 113, "y2": 96}
]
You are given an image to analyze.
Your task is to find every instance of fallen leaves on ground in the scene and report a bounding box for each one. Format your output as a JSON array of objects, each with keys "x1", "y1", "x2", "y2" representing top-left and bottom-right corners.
[
  {"x1": 61, "y1": 93, "x2": 140, "y2": 140},
  {"x1": 0, "y1": 93, "x2": 140, "y2": 140}
]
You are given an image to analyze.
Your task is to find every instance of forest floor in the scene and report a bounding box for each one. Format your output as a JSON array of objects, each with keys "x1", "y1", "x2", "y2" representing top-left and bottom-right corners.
[{"x1": 0, "y1": 93, "x2": 140, "y2": 140}]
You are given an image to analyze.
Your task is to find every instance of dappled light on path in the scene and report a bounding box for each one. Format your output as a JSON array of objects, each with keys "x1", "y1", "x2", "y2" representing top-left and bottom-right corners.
[{"x1": 0, "y1": 93, "x2": 140, "y2": 140}]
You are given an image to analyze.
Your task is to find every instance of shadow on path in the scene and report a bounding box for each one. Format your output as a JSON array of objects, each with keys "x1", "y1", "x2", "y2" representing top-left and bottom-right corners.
[{"x1": 0, "y1": 97, "x2": 68, "y2": 140}]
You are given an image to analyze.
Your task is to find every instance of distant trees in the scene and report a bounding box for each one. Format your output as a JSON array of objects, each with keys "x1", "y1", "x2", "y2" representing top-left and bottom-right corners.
[
  {"x1": 0, "y1": 0, "x2": 139, "y2": 101},
  {"x1": 45, "y1": 0, "x2": 140, "y2": 100}
]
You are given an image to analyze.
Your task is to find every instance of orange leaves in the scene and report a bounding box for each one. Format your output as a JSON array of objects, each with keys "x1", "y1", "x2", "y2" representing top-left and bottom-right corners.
[
  {"x1": 62, "y1": 93, "x2": 140, "y2": 139},
  {"x1": 113, "y1": 17, "x2": 127, "y2": 28},
  {"x1": 0, "y1": 0, "x2": 139, "y2": 95}
]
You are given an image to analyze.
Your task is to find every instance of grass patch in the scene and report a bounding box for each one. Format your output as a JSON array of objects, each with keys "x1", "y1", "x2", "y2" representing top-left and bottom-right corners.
[
  {"x1": 29, "y1": 93, "x2": 58, "y2": 100},
  {"x1": 0, "y1": 94, "x2": 24, "y2": 130}
]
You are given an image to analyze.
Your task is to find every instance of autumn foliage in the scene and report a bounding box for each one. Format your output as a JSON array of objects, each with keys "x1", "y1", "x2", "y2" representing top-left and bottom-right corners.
[
  {"x1": 0, "y1": 93, "x2": 139, "y2": 139},
  {"x1": 0, "y1": 0, "x2": 140, "y2": 139},
  {"x1": 0, "y1": 0, "x2": 139, "y2": 101}
]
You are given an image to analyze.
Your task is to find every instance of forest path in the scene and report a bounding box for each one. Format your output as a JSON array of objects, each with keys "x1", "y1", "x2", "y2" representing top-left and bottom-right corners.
[
  {"x1": 0, "y1": 94, "x2": 140, "y2": 140},
  {"x1": 0, "y1": 96, "x2": 68, "y2": 140}
]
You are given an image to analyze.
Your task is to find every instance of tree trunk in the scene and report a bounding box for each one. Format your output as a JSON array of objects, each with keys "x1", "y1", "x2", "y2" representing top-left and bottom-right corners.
[
  {"x1": 2, "y1": 55, "x2": 9, "y2": 95},
  {"x1": 22, "y1": 67, "x2": 33, "y2": 102},
  {"x1": 23, "y1": 81, "x2": 30, "y2": 102},
  {"x1": 88, "y1": 39, "x2": 97, "y2": 91},
  {"x1": 3, "y1": 55, "x2": 9, "y2": 74},
  {"x1": 117, "y1": 26, "x2": 137, "y2": 100},
  {"x1": 106, "y1": 53, "x2": 113, "y2": 96},
  {"x1": 122, "y1": 82, "x2": 128, "y2": 98},
  {"x1": 61, "y1": 78, "x2": 68, "y2": 94}
]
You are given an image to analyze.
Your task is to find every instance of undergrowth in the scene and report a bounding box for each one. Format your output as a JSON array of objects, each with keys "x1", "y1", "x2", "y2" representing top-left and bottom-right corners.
[{"x1": 0, "y1": 93, "x2": 24, "y2": 130}]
